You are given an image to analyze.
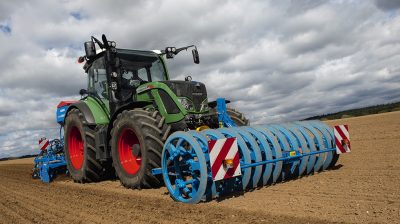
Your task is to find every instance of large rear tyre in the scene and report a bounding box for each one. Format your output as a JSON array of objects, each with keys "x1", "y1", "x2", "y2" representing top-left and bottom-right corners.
[
  {"x1": 111, "y1": 109, "x2": 171, "y2": 189},
  {"x1": 64, "y1": 108, "x2": 109, "y2": 183}
]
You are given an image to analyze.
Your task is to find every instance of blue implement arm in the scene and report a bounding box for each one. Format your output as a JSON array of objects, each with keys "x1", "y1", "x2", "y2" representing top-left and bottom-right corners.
[{"x1": 216, "y1": 98, "x2": 237, "y2": 127}]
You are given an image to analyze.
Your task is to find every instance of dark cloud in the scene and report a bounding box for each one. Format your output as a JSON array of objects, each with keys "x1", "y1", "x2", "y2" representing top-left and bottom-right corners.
[{"x1": 375, "y1": 0, "x2": 400, "y2": 11}]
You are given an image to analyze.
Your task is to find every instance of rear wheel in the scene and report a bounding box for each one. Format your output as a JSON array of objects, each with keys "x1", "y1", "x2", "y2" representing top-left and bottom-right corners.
[
  {"x1": 64, "y1": 108, "x2": 109, "y2": 182},
  {"x1": 111, "y1": 109, "x2": 171, "y2": 189}
]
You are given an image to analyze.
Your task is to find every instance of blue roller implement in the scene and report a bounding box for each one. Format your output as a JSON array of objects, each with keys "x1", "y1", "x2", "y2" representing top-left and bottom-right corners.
[{"x1": 157, "y1": 120, "x2": 345, "y2": 204}]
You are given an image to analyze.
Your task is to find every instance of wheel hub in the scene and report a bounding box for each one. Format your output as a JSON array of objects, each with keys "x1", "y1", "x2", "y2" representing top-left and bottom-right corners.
[
  {"x1": 68, "y1": 126, "x2": 84, "y2": 170},
  {"x1": 118, "y1": 128, "x2": 142, "y2": 175}
]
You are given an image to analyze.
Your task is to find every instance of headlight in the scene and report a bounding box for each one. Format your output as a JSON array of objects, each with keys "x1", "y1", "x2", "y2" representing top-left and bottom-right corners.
[
  {"x1": 177, "y1": 98, "x2": 194, "y2": 111},
  {"x1": 200, "y1": 99, "x2": 209, "y2": 111}
]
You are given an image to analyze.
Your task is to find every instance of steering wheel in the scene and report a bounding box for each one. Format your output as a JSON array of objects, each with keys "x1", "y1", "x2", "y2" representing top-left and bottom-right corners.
[
  {"x1": 133, "y1": 73, "x2": 146, "y2": 84},
  {"x1": 123, "y1": 70, "x2": 147, "y2": 85}
]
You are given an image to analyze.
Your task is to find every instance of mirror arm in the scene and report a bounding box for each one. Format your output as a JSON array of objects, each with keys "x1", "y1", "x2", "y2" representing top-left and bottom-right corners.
[
  {"x1": 160, "y1": 45, "x2": 197, "y2": 55},
  {"x1": 91, "y1": 36, "x2": 104, "y2": 49},
  {"x1": 175, "y1": 45, "x2": 195, "y2": 54}
]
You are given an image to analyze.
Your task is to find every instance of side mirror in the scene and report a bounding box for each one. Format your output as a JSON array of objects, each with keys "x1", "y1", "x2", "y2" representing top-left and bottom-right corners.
[
  {"x1": 79, "y1": 89, "x2": 88, "y2": 96},
  {"x1": 192, "y1": 48, "x2": 200, "y2": 64},
  {"x1": 84, "y1": 41, "x2": 96, "y2": 58}
]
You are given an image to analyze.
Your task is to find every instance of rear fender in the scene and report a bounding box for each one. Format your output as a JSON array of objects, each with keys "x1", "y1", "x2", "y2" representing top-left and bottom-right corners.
[
  {"x1": 63, "y1": 97, "x2": 109, "y2": 126},
  {"x1": 64, "y1": 101, "x2": 97, "y2": 125}
]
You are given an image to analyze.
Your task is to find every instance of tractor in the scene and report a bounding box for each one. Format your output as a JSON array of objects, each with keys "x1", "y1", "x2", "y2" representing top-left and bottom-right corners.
[
  {"x1": 60, "y1": 35, "x2": 249, "y2": 189},
  {"x1": 35, "y1": 35, "x2": 350, "y2": 204}
]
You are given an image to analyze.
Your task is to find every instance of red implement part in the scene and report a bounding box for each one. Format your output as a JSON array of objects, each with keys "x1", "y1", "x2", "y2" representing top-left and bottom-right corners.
[
  {"x1": 57, "y1": 101, "x2": 78, "y2": 108},
  {"x1": 38, "y1": 138, "x2": 49, "y2": 151},
  {"x1": 334, "y1": 125, "x2": 351, "y2": 154},
  {"x1": 208, "y1": 137, "x2": 241, "y2": 181}
]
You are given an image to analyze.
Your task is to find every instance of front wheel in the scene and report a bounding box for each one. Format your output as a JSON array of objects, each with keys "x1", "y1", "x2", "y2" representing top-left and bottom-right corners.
[
  {"x1": 226, "y1": 107, "x2": 250, "y2": 126},
  {"x1": 210, "y1": 107, "x2": 250, "y2": 127},
  {"x1": 110, "y1": 109, "x2": 171, "y2": 189}
]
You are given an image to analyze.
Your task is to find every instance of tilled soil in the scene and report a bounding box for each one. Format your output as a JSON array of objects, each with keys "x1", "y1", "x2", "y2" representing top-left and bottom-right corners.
[{"x1": 1, "y1": 111, "x2": 399, "y2": 224}]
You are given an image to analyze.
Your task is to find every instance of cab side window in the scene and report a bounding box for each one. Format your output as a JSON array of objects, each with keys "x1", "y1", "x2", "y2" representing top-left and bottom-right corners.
[
  {"x1": 137, "y1": 68, "x2": 148, "y2": 81},
  {"x1": 88, "y1": 57, "x2": 108, "y2": 99}
]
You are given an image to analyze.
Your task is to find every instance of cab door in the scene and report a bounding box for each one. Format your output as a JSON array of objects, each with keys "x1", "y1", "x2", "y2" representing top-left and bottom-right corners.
[{"x1": 87, "y1": 57, "x2": 110, "y2": 112}]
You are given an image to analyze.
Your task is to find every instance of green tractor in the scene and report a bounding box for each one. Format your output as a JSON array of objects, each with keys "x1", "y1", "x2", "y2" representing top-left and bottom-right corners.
[{"x1": 62, "y1": 35, "x2": 249, "y2": 189}]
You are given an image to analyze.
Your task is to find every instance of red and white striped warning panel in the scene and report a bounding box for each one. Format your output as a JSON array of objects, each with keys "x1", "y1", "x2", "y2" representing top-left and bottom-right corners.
[
  {"x1": 208, "y1": 138, "x2": 241, "y2": 181},
  {"x1": 39, "y1": 138, "x2": 49, "y2": 151},
  {"x1": 334, "y1": 125, "x2": 351, "y2": 154}
]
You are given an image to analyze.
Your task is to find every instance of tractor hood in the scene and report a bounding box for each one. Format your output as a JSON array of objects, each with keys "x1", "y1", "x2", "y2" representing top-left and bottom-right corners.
[{"x1": 160, "y1": 80, "x2": 208, "y2": 112}]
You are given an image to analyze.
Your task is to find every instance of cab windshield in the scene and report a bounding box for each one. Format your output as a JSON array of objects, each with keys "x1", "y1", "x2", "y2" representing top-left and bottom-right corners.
[{"x1": 117, "y1": 49, "x2": 167, "y2": 82}]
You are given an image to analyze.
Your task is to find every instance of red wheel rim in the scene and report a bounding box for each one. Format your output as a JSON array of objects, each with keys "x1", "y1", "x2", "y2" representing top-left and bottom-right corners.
[
  {"x1": 68, "y1": 126, "x2": 84, "y2": 170},
  {"x1": 118, "y1": 128, "x2": 142, "y2": 175}
]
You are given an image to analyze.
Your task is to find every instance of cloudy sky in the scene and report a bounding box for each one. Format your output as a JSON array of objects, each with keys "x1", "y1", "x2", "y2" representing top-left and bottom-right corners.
[{"x1": 1, "y1": 0, "x2": 399, "y2": 158}]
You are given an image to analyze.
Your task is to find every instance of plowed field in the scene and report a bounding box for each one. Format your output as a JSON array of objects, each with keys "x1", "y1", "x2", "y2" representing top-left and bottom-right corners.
[{"x1": 1, "y1": 111, "x2": 399, "y2": 223}]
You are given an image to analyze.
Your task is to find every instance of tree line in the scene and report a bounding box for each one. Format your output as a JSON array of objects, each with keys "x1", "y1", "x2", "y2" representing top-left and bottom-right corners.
[{"x1": 304, "y1": 101, "x2": 400, "y2": 121}]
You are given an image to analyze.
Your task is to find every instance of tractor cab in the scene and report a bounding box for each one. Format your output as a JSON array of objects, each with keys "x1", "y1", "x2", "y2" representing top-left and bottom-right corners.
[{"x1": 84, "y1": 49, "x2": 169, "y2": 111}]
